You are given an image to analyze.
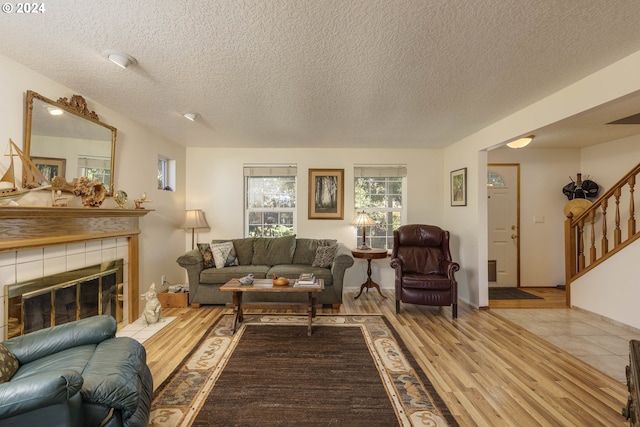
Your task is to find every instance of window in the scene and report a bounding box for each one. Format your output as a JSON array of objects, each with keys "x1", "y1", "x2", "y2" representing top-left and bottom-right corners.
[
  {"x1": 77, "y1": 156, "x2": 111, "y2": 190},
  {"x1": 354, "y1": 165, "x2": 407, "y2": 250},
  {"x1": 158, "y1": 156, "x2": 176, "y2": 191},
  {"x1": 487, "y1": 171, "x2": 505, "y2": 187},
  {"x1": 245, "y1": 165, "x2": 297, "y2": 237}
]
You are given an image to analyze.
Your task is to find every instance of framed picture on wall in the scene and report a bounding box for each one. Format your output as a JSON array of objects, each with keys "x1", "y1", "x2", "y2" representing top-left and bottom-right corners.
[
  {"x1": 308, "y1": 169, "x2": 344, "y2": 219},
  {"x1": 32, "y1": 157, "x2": 66, "y2": 183},
  {"x1": 450, "y1": 167, "x2": 467, "y2": 206}
]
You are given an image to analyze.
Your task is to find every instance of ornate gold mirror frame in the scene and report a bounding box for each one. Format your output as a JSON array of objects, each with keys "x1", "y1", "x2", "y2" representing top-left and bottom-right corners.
[{"x1": 24, "y1": 90, "x2": 117, "y2": 196}]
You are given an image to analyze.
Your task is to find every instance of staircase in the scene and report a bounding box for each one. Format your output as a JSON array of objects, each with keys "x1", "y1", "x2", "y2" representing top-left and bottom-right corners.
[{"x1": 564, "y1": 162, "x2": 640, "y2": 306}]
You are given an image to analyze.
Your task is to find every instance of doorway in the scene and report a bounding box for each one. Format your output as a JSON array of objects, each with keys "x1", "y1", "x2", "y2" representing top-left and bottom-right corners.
[{"x1": 487, "y1": 164, "x2": 520, "y2": 288}]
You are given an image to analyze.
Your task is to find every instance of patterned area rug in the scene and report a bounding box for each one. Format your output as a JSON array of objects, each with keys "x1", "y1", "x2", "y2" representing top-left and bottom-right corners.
[
  {"x1": 489, "y1": 287, "x2": 543, "y2": 300},
  {"x1": 149, "y1": 315, "x2": 458, "y2": 427}
]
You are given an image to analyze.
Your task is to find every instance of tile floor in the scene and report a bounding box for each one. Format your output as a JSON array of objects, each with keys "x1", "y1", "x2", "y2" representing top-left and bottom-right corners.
[
  {"x1": 492, "y1": 307, "x2": 640, "y2": 383},
  {"x1": 116, "y1": 316, "x2": 176, "y2": 343}
]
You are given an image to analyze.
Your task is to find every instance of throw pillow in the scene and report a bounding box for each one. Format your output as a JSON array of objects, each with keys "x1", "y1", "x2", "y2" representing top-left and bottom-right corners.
[
  {"x1": 225, "y1": 245, "x2": 239, "y2": 267},
  {"x1": 0, "y1": 343, "x2": 19, "y2": 383},
  {"x1": 211, "y1": 241, "x2": 239, "y2": 269},
  {"x1": 292, "y1": 239, "x2": 337, "y2": 265},
  {"x1": 197, "y1": 243, "x2": 215, "y2": 269},
  {"x1": 312, "y1": 244, "x2": 338, "y2": 268}
]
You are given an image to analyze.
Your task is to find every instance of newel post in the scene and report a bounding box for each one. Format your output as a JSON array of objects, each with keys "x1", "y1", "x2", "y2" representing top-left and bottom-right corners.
[{"x1": 564, "y1": 217, "x2": 576, "y2": 307}]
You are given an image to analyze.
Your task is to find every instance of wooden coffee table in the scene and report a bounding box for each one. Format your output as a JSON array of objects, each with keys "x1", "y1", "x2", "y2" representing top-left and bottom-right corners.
[{"x1": 220, "y1": 278, "x2": 325, "y2": 336}]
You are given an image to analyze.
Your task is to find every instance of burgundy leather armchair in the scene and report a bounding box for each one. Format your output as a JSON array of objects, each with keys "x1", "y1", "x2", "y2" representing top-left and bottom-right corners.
[{"x1": 390, "y1": 224, "x2": 460, "y2": 318}]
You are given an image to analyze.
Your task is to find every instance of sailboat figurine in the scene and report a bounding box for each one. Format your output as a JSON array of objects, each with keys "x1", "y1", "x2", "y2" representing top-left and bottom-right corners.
[{"x1": 0, "y1": 139, "x2": 50, "y2": 203}]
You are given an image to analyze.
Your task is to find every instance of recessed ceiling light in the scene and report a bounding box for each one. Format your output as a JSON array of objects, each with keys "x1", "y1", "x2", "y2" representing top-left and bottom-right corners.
[
  {"x1": 506, "y1": 135, "x2": 534, "y2": 149},
  {"x1": 183, "y1": 113, "x2": 198, "y2": 121},
  {"x1": 46, "y1": 106, "x2": 63, "y2": 116},
  {"x1": 102, "y1": 50, "x2": 137, "y2": 68}
]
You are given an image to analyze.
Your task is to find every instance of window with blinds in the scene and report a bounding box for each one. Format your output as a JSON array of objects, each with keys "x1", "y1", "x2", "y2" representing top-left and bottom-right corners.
[
  {"x1": 244, "y1": 165, "x2": 297, "y2": 237},
  {"x1": 354, "y1": 165, "x2": 407, "y2": 250}
]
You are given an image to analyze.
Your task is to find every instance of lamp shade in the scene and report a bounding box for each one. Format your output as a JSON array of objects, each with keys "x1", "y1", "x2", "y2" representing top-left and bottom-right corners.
[
  {"x1": 183, "y1": 209, "x2": 209, "y2": 229},
  {"x1": 351, "y1": 212, "x2": 376, "y2": 227},
  {"x1": 352, "y1": 211, "x2": 376, "y2": 250},
  {"x1": 183, "y1": 209, "x2": 210, "y2": 250}
]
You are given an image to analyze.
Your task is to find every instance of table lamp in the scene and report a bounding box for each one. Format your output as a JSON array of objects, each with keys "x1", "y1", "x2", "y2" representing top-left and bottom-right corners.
[
  {"x1": 351, "y1": 211, "x2": 376, "y2": 250},
  {"x1": 183, "y1": 209, "x2": 210, "y2": 249}
]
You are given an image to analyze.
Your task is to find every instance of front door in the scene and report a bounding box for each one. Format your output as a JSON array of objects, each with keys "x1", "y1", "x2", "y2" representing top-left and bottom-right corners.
[{"x1": 487, "y1": 164, "x2": 519, "y2": 287}]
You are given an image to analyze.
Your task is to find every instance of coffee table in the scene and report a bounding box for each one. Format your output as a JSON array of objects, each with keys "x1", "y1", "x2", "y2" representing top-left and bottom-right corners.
[{"x1": 220, "y1": 278, "x2": 325, "y2": 336}]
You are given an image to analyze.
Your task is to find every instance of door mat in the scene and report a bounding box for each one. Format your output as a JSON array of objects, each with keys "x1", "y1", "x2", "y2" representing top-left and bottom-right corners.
[{"x1": 489, "y1": 287, "x2": 543, "y2": 300}]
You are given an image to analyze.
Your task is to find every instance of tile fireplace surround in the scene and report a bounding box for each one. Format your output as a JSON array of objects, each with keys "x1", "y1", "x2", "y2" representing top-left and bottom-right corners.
[{"x1": 0, "y1": 206, "x2": 150, "y2": 341}]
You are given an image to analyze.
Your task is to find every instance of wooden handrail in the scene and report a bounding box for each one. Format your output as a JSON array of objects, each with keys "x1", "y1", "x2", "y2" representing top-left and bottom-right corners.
[{"x1": 564, "y1": 162, "x2": 640, "y2": 306}]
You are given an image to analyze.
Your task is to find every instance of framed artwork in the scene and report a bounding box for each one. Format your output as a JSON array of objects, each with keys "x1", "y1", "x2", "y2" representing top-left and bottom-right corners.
[
  {"x1": 450, "y1": 167, "x2": 467, "y2": 206},
  {"x1": 32, "y1": 157, "x2": 66, "y2": 182},
  {"x1": 308, "y1": 169, "x2": 344, "y2": 219}
]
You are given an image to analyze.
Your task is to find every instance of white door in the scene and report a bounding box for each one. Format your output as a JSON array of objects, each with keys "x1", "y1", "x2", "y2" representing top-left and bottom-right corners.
[{"x1": 487, "y1": 164, "x2": 519, "y2": 287}]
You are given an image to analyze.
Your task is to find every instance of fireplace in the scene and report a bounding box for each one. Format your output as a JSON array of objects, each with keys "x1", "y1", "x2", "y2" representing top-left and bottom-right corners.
[
  {"x1": 4, "y1": 259, "x2": 124, "y2": 339},
  {"x1": 0, "y1": 206, "x2": 151, "y2": 340}
]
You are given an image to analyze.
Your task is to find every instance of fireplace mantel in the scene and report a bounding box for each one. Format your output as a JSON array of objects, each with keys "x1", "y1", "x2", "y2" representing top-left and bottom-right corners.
[{"x1": 0, "y1": 206, "x2": 152, "y2": 320}]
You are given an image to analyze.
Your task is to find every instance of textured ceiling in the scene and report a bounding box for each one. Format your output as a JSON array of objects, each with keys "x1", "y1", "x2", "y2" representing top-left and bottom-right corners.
[{"x1": 2, "y1": 0, "x2": 640, "y2": 149}]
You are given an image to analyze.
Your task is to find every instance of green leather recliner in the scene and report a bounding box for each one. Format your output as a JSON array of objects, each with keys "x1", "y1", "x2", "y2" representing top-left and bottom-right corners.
[{"x1": 0, "y1": 315, "x2": 153, "y2": 427}]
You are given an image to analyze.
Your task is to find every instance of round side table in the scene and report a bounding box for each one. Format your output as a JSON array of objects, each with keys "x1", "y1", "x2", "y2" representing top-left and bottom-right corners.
[{"x1": 351, "y1": 248, "x2": 388, "y2": 299}]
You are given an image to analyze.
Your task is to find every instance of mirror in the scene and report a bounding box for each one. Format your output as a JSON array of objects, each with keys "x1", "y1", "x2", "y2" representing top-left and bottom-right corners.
[{"x1": 24, "y1": 90, "x2": 116, "y2": 195}]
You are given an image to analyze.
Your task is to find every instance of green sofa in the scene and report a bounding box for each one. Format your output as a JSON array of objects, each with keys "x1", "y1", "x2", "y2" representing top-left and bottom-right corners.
[
  {"x1": 176, "y1": 236, "x2": 354, "y2": 306},
  {"x1": 0, "y1": 316, "x2": 152, "y2": 427}
]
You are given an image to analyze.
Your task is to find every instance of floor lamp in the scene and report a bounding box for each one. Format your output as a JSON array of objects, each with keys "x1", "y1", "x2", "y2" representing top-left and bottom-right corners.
[
  {"x1": 352, "y1": 211, "x2": 376, "y2": 250},
  {"x1": 183, "y1": 209, "x2": 210, "y2": 249}
]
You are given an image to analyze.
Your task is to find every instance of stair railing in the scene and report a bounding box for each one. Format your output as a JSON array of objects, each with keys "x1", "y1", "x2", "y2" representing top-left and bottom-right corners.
[{"x1": 564, "y1": 162, "x2": 639, "y2": 306}]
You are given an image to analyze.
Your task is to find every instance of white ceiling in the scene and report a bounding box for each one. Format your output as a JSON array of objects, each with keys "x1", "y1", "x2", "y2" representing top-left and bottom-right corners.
[{"x1": 2, "y1": 0, "x2": 640, "y2": 149}]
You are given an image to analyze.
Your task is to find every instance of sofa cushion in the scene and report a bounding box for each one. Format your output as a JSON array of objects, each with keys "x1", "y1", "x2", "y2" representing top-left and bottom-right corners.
[
  {"x1": 292, "y1": 239, "x2": 337, "y2": 265},
  {"x1": 197, "y1": 243, "x2": 215, "y2": 268},
  {"x1": 252, "y1": 235, "x2": 296, "y2": 266},
  {"x1": 4, "y1": 316, "x2": 116, "y2": 364},
  {"x1": 0, "y1": 343, "x2": 19, "y2": 383},
  {"x1": 232, "y1": 238, "x2": 255, "y2": 266},
  {"x1": 11, "y1": 345, "x2": 97, "y2": 382},
  {"x1": 210, "y1": 242, "x2": 239, "y2": 268},
  {"x1": 312, "y1": 244, "x2": 338, "y2": 268}
]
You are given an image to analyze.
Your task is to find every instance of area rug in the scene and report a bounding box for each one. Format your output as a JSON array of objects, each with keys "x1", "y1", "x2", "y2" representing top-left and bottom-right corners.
[
  {"x1": 149, "y1": 315, "x2": 458, "y2": 427},
  {"x1": 489, "y1": 287, "x2": 543, "y2": 300}
]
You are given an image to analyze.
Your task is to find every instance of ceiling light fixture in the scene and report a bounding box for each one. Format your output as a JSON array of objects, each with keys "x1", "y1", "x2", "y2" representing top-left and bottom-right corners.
[
  {"x1": 103, "y1": 50, "x2": 137, "y2": 68},
  {"x1": 46, "y1": 106, "x2": 63, "y2": 116},
  {"x1": 506, "y1": 135, "x2": 534, "y2": 149},
  {"x1": 183, "y1": 113, "x2": 198, "y2": 122}
]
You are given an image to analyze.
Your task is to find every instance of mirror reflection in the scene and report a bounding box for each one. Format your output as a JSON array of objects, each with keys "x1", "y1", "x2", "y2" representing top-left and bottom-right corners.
[{"x1": 25, "y1": 90, "x2": 116, "y2": 195}]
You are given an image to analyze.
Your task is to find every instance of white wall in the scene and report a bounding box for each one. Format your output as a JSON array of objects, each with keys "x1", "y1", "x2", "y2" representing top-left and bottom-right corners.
[
  {"x1": 0, "y1": 54, "x2": 187, "y2": 295},
  {"x1": 581, "y1": 134, "x2": 640, "y2": 189},
  {"x1": 571, "y1": 238, "x2": 640, "y2": 329},
  {"x1": 488, "y1": 148, "x2": 580, "y2": 287},
  {"x1": 185, "y1": 147, "x2": 443, "y2": 289}
]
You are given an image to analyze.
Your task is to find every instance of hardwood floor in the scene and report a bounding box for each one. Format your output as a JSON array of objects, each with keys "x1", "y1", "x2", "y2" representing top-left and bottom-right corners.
[{"x1": 145, "y1": 289, "x2": 629, "y2": 426}]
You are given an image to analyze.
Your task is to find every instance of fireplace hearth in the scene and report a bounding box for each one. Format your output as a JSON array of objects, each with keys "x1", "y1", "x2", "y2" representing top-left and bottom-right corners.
[{"x1": 5, "y1": 259, "x2": 124, "y2": 339}]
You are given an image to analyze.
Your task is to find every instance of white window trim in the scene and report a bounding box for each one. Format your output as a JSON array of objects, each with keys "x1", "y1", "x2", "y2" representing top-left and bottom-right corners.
[{"x1": 244, "y1": 165, "x2": 297, "y2": 238}]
